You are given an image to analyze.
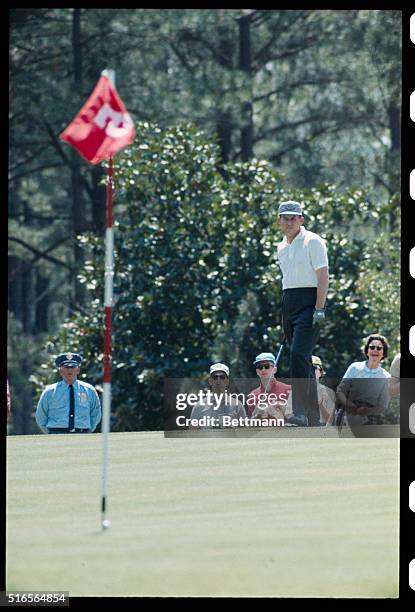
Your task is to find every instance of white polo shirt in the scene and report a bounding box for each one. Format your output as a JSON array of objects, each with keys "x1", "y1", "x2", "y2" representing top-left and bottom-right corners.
[{"x1": 277, "y1": 226, "x2": 328, "y2": 290}]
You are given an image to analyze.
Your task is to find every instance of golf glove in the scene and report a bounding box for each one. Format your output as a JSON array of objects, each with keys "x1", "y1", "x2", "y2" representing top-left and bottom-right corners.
[{"x1": 313, "y1": 308, "x2": 325, "y2": 325}]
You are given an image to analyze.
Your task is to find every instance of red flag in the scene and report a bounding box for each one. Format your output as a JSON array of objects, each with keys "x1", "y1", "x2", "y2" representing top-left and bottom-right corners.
[{"x1": 60, "y1": 74, "x2": 135, "y2": 164}]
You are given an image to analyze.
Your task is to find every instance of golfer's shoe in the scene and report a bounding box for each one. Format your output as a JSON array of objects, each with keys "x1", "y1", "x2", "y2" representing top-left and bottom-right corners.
[{"x1": 287, "y1": 414, "x2": 308, "y2": 427}]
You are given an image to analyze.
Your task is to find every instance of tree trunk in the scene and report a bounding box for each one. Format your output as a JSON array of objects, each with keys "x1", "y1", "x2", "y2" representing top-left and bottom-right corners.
[
  {"x1": 388, "y1": 103, "x2": 400, "y2": 230},
  {"x1": 239, "y1": 15, "x2": 253, "y2": 161},
  {"x1": 216, "y1": 110, "x2": 233, "y2": 165},
  {"x1": 35, "y1": 271, "x2": 49, "y2": 333},
  {"x1": 214, "y1": 23, "x2": 235, "y2": 165},
  {"x1": 71, "y1": 8, "x2": 86, "y2": 305},
  {"x1": 73, "y1": 8, "x2": 82, "y2": 89},
  {"x1": 8, "y1": 256, "x2": 23, "y2": 321},
  {"x1": 21, "y1": 200, "x2": 36, "y2": 334},
  {"x1": 22, "y1": 265, "x2": 36, "y2": 334}
]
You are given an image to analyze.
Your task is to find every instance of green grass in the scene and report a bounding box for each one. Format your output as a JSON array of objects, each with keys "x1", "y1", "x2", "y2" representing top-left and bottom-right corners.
[{"x1": 6, "y1": 432, "x2": 399, "y2": 598}]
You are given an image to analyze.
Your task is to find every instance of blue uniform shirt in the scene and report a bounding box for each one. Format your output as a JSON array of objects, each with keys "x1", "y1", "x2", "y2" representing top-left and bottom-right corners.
[{"x1": 35, "y1": 379, "x2": 102, "y2": 433}]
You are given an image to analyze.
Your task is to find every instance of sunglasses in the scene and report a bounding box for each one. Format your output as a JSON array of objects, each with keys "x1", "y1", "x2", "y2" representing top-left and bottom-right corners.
[
  {"x1": 256, "y1": 364, "x2": 273, "y2": 370},
  {"x1": 211, "y1": 374, "x2": 227, "y2": 380},
  {"x1": 368, "y1": 345, "x2": 383, "y2": 351}
]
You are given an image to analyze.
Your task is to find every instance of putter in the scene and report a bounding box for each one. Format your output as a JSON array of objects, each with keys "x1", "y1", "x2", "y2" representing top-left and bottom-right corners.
[
  {"x1": 253, "y1": 341, "x2": 285, "y2": 420},
  {"x1": 261, "y1": 341, "x2": 285, "y2": 396}
]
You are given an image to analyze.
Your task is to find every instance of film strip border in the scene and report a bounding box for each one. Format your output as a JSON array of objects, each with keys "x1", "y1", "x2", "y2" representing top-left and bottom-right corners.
[{"x1": 402, "y1": 9, "x2": 415, "y2": 599}]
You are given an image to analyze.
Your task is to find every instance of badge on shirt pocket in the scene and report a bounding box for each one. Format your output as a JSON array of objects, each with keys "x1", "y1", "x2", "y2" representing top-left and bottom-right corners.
[{"x1": 80, "y1": 392, "x2": 88, "y2": 404}]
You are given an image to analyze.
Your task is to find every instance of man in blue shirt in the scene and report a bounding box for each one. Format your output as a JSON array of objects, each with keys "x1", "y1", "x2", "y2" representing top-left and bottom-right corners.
[{"x1": 35, "y1": 352, "x2": 102, "y2": 434}]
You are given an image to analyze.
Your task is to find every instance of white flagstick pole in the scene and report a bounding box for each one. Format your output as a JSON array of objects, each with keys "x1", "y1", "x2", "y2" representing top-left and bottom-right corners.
[
  {"x1": 101, "y1": 68, "x2": 115, "y2": 531},
  {"x1": 101, "y1": 156, "x2": 113, "y2": 530}
]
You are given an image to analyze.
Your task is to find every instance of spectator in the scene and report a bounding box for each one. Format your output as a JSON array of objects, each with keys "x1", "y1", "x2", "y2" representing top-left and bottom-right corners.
[
  {"x1": 389, "y1": 352, "x2": 400, "y2": 398},
  {"x1": 312, "y1": 355, "x2": 336, "y2": 425},
  {"x1": 189, "y1": 363, "x2": 246, "y2": 429},
  {"x1": 336, "y1": 334, "x2": 391, "y2": 427},
  {"x1": 247, "y1": 352, "x2": 292, "y2": 423},
  {"x1": 35, "y1": 352, "x2": 102, "y2": 434}
]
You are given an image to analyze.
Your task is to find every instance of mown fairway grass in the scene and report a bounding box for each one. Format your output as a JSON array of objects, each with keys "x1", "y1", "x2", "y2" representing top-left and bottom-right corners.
[{"x1": 6, "y1": 432, "x2": 399, "y2": 598}]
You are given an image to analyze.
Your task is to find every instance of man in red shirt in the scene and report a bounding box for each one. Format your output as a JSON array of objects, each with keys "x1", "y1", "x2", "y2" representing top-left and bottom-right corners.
[{"x1": 247, "y1": 352, "x2": 292, "y2": 423}]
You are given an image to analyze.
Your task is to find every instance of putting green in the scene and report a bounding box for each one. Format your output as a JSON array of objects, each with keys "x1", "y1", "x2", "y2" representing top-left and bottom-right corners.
[{"x1": 6, "y1": 432, "x2": 399, "y2": 598}]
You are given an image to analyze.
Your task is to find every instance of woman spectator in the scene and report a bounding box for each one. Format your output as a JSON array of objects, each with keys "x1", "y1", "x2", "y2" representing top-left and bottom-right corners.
[{"x1": 336, "y1": 334, "x2": 390, "y2": 427}]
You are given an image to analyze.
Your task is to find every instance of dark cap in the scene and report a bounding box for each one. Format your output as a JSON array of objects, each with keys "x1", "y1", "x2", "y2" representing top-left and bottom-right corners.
[{"x1": 55, "y1": 352, "x2": 82, "y2": 368}]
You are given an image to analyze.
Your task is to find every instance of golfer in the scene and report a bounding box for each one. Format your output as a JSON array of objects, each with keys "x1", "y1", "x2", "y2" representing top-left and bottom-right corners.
[
  {"x1": 277, "y1": 201, "x2": 329, "y2": 426},
  {"x1": 35, "y1": 352, "x2": 102, "y2": 434}
]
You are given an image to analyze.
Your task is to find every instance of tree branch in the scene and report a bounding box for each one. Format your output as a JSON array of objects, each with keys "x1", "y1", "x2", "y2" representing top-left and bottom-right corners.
[
  {"x1": 8, "y1": 236, "x2": 73, "y2": 274},
  {"x1": 253, "y1": 76, "x2": 350, "y2": 105},
  {"x1": 9, "y1": 162, "x2": 66, "y2": 183},
  {"x1": 254, "y1": 114, "x2": 325, "y2": 143},
  {"x1": 169, "y1": 42, "x2": 196, "y2": 77},
  {"x1": 267, "y1": 121, "x2": 361, "y2": 163}
]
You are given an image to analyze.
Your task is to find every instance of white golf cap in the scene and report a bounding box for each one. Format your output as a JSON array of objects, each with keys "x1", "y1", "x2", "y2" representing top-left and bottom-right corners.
[
  {"x1": 253, "y1": 352, "x2": 276, "y2": 366},
  {"x1": 209, "y1": 363, "x2": 229, "y2": 376},
  {"x1": 278, "y1": 200, "x2": 303, "y2": 216}
]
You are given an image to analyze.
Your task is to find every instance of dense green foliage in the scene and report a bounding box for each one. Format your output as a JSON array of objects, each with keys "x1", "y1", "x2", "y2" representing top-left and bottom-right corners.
[{"x1": 31, "y1": 124, "x2": 399, "y2": 431}]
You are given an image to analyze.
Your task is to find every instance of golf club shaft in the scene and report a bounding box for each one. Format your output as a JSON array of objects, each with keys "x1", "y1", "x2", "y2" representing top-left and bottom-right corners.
[{"x1": 263, "y1": 341, "x2": 285, "y2": 396}]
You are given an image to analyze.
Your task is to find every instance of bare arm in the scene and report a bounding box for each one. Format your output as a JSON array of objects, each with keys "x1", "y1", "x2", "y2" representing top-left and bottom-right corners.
[
  {"x1": 319, "y1": 388, "x2": 335, "y2": 423},
  {"x1": 315, "y1": 266, "x2": 329, "y2": 310},
  {"x1": 389, "y1": 377, "x2": 400, "y2": 397}
]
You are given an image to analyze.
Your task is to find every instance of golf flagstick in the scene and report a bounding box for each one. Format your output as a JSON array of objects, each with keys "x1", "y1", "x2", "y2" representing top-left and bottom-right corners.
[
  {"x1": 101, "y1": 151, "x2": 114, "y2": 531},
  {"x1": 59, "y1": 67, "x2": 135, "y2": 532}
]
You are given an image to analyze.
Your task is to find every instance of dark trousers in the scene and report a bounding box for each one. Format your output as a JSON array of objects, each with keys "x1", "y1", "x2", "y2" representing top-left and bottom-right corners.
[{"x1": 282, "y1": 288, "x2": 320, "y2": 425}]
